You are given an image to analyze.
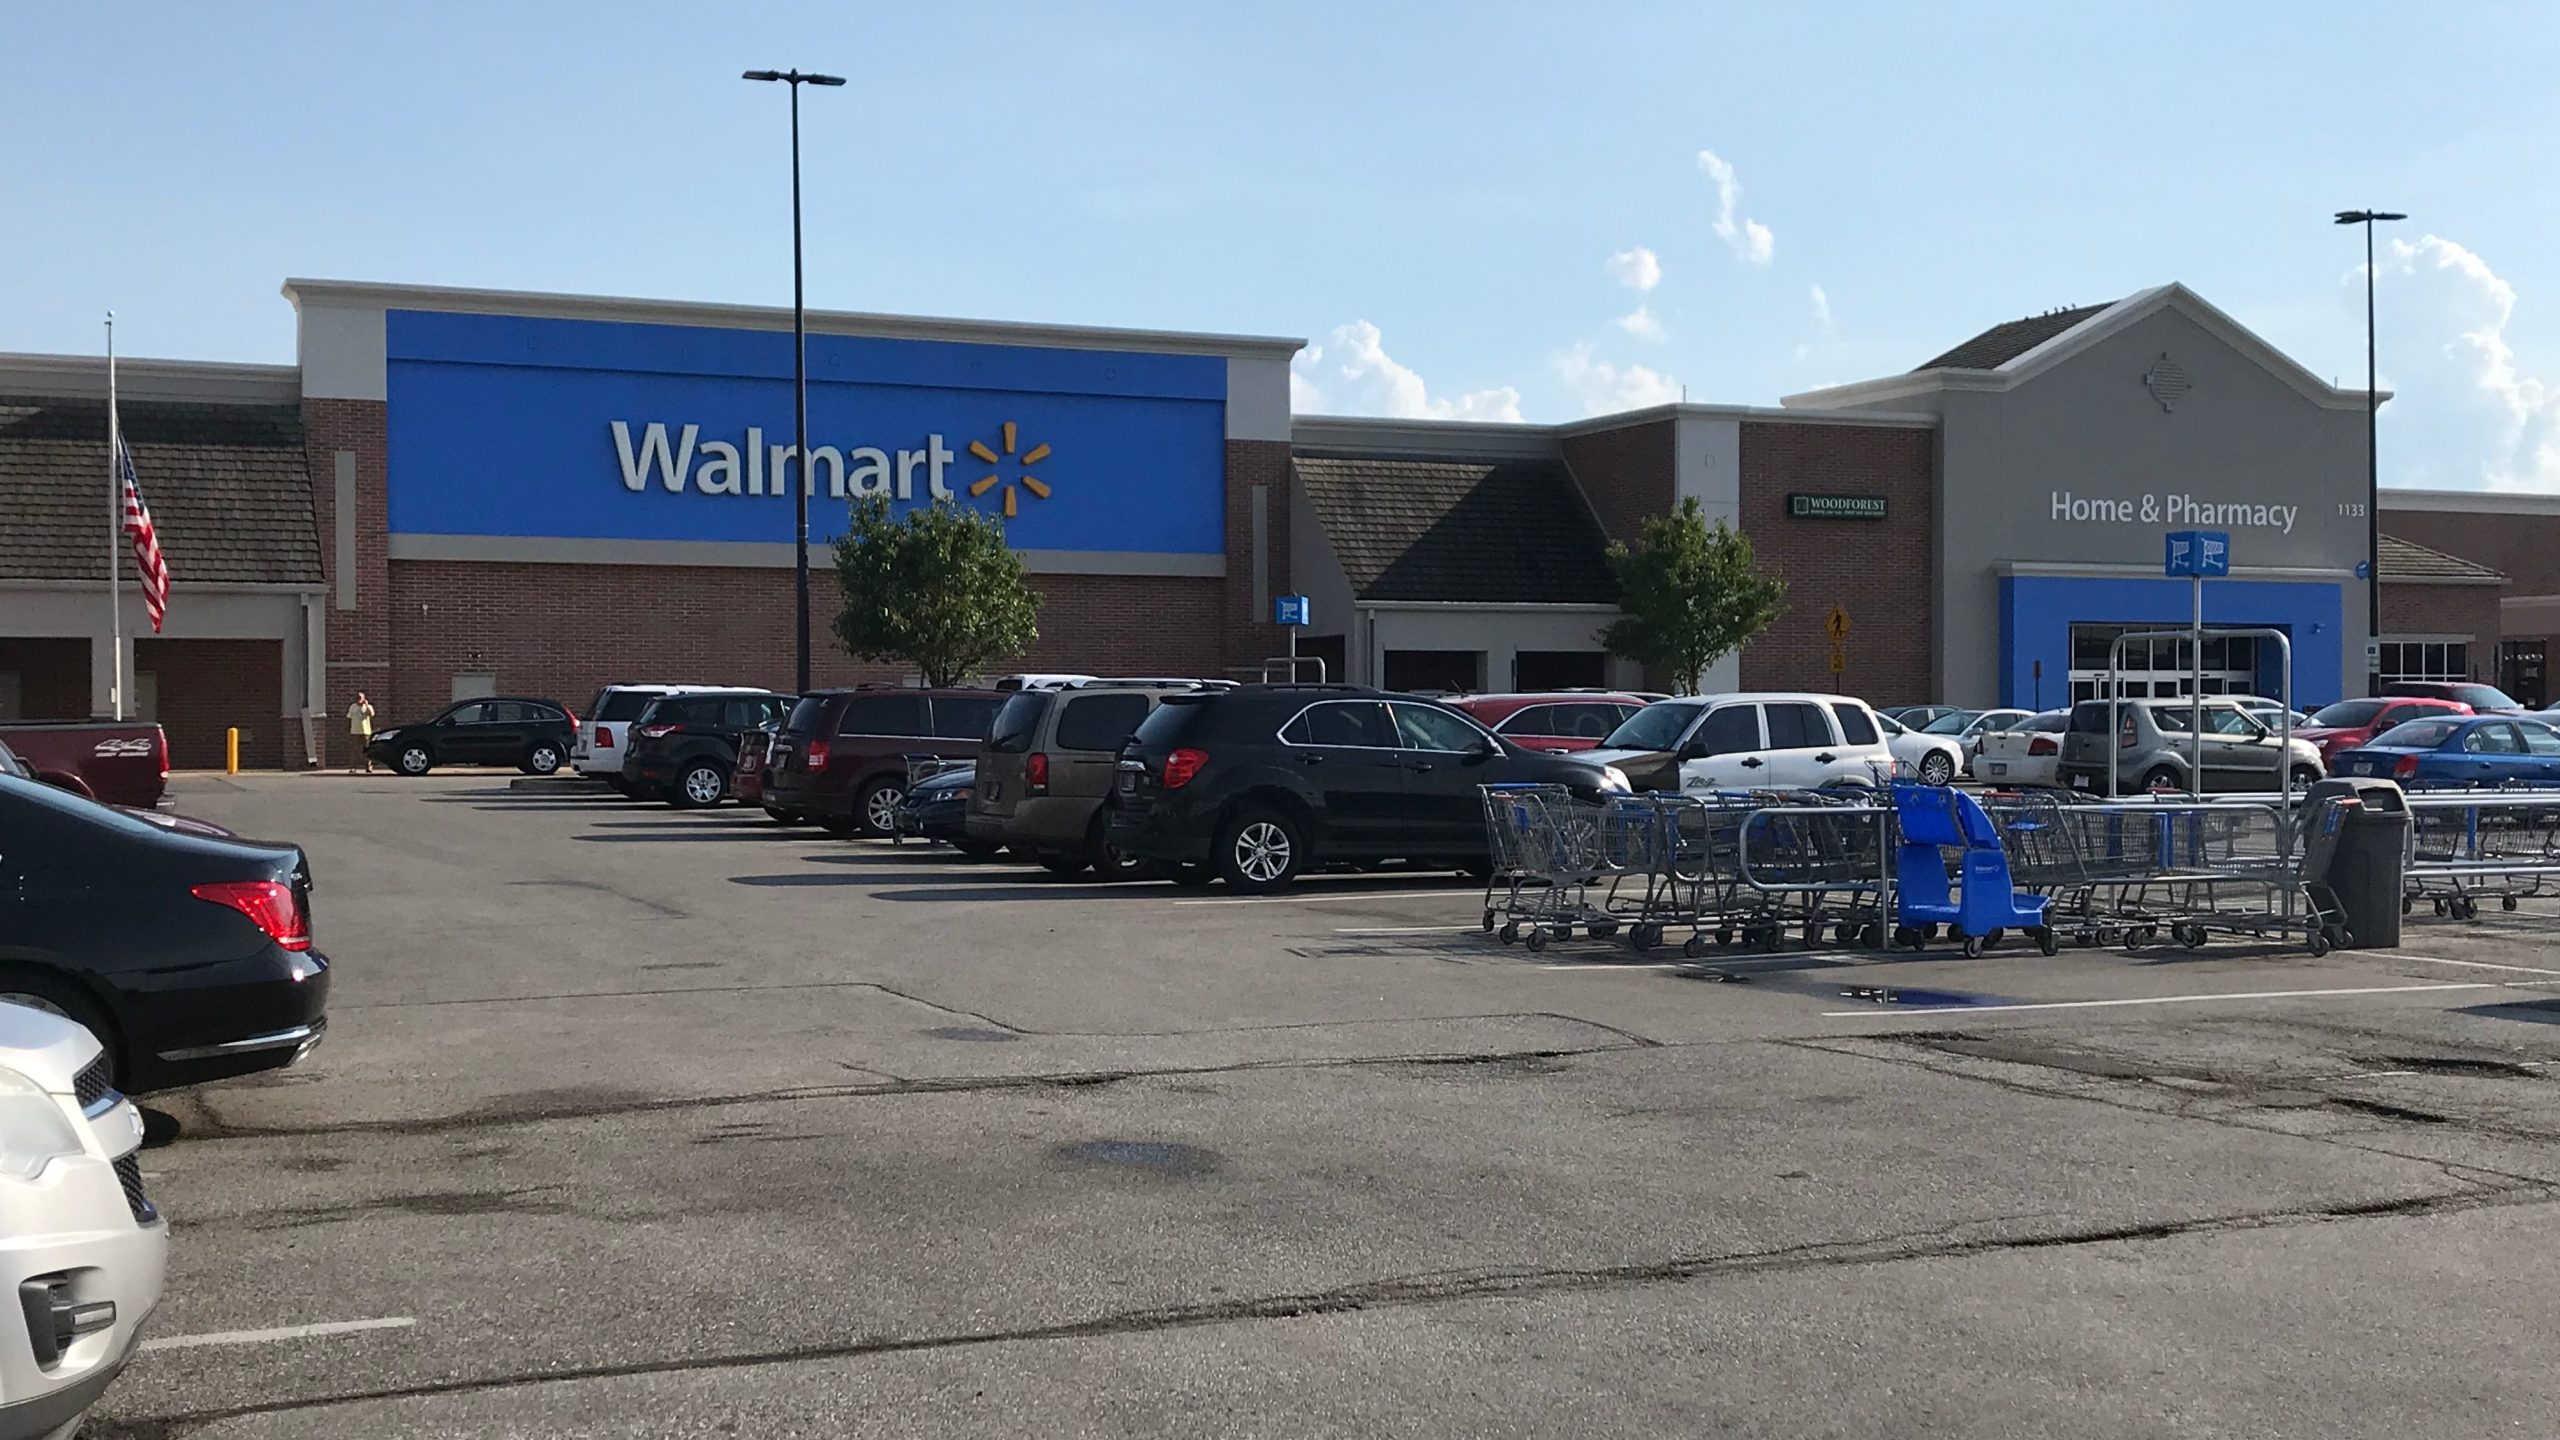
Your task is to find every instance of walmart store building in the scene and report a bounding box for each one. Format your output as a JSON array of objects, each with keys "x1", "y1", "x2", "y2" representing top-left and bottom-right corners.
[{"x1": 0, "y1": 277, "x2": 2541, "y2": 768}]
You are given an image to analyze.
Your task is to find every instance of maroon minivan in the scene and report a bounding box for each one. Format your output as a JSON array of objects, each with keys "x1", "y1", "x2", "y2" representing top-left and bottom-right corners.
[{"x1": 760, "y1": 688, "x2": 1004, "y2": 835}]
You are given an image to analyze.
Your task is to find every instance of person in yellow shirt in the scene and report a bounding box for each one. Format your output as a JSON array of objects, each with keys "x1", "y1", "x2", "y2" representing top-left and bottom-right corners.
[{"x1": 346, "y1": 691, "x2": 376, "y2": 774}]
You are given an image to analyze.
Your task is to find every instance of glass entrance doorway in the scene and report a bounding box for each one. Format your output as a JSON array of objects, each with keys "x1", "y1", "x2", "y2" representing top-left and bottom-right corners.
[{"x1": 2068, "y1": 623, "x2": 2260, "y2": 702}]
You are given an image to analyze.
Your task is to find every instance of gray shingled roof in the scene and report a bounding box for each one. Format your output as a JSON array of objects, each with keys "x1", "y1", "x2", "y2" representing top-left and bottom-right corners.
[
  {"x1": 1916, "y1": 301, "x2": 2116, "y2": 371},
  {"x1": 1294, "y1": 454, "x2": 1617, "y2": 605},
  {"x1": 0, "y1": 394, "x2": 320, "y2": 585},
  {"x1": 2379, "y1": 533, "x2": 2504, "y2": 584}
]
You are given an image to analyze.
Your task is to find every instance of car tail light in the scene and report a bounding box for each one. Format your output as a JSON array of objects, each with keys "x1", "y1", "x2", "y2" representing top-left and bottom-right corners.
[
  {"x1": 156, "y1": 729, "x2": 168, "y2": 780},
  {"x1": 190, "y1": 880, "x2": 310, "y2": 952},
  {"x1": 1026, "y1": 752, "x2": 1050, "y2": 794},
  {"x1": 806, "y1": 739, "x2": 830, "y2": 770},
  {"x1": 595, "y1": 725, "x2": 615, "y2": 749},
  {"x1": 2028, "y1": 735, "x2": 2058, "y2": 756},
  {"x1": 2394, "y1": 754, "x2": 2420, "y2": 779},
  {"x1": 1162, "y1": 748, "x2": 1208, "y2": 789},
  {"x1": 636, "y1": 724, "x2": 679, "y2": 739}
]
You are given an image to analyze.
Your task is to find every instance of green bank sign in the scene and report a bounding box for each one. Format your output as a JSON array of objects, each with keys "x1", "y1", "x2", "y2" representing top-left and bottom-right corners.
[{"x1": 1789, "y1": 493, "x2": 1888, "y2": 521}]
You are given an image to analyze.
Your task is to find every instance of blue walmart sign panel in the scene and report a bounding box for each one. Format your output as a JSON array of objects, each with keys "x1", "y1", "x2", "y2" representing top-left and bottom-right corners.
[{"x1": 384, "y1": 311, "x2": 1228, "y2": 554}]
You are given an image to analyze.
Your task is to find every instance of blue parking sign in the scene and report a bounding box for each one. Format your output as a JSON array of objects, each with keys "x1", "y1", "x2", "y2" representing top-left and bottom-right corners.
[
  {"x1": 2164, "y1": 530, "x2": 2231, "y2": 578},
  {"x1": 1273, "y1": 595, "x2": 1311, "y2": 626}
]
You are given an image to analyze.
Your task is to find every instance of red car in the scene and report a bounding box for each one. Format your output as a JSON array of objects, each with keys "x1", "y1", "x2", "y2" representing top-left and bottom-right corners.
[
  {"x1": 2295, "y1": 696, "x2": 2472, "y2": 762},
  {"x1": 1448, "y1": 692, "x2": 1653, "y2": 753},
  {"x1": 0, "y1": 719, "x2": 168, "y2": 809}
]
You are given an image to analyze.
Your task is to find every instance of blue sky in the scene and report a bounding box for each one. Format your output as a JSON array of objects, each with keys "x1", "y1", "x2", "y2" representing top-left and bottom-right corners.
[{"x1": 9, "y1": 2, "x2": 2558, "y2": 488}]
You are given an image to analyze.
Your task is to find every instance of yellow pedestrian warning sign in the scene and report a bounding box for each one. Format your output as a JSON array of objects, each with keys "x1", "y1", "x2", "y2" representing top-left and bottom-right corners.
[{"x1": 1826, "y1": 605, "x2": 1851, "y2": 645}]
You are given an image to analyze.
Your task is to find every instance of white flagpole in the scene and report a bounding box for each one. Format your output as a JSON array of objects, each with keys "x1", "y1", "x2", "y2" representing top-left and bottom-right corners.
[{"x1": 106, "y1": 312, "x2": 124, "y2": 721}]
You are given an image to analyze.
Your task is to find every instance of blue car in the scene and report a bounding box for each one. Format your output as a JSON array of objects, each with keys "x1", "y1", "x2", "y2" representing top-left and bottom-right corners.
[{"x1": 2332, "y1": 714, "x2": 2560, "y2": 787}]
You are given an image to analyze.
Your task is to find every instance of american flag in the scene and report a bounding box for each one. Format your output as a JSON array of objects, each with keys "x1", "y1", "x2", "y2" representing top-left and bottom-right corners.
[{"x1": 117, "y1": 435, "x2": 170, "y2": 632}]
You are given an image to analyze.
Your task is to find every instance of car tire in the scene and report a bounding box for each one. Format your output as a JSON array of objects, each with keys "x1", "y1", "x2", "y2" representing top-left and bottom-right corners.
[
  {"x1": 522, "y1": 744, "x2": 563, "y2": 776},
  {"x1": 2290, "y1": 764, "x2": 2321, "y2": 790},
  {"x1": 0, "y1": 970, "x2": 122, "y2": 1089},
  {"x1": 1084, "y1": 814, "x2": 1146, "y2": 881},
  {"x1": 1039, "y1": 852, "x2": 1090, "y2": 878},
  {"x1": 952, "y1": 839, "x2": 1004, "y2": 861},
  {"x1": 1917, "y1": 750, "x2": 1956, "y2": 786},
  {"x1": 1216, "y1": 806, "x2": 1306, "y2": 893},
  {"x1": 670, "y1": 761, "x2": 729, "y2": 810},
  {"x1": 819, "y1": 816, "x2": 865, "y2": 838},
  {"x1": 856, "y1": 778, "x2": 906, "y2": 838},
  {"x1": 1154, "y1": 861, "x2": 1216, "y2": 888},
  {"x1": 2140, "y1": 766, "x2": 2180, "y2": 793},
  {"x1": 396, "y1": 743, "x2": 433, "y2": 776},
  {"x1": 764, "y1": 807, "x2": 806, "y2": 826}
]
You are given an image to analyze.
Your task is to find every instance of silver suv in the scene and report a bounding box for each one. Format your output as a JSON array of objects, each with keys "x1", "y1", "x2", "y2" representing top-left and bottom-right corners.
[
  {"x1": 2058, "y1": 699, "x2": 2324, "y2": 795},
  {"x1": 968, "y1": 680, "x2": 1224, "y2": 877}
]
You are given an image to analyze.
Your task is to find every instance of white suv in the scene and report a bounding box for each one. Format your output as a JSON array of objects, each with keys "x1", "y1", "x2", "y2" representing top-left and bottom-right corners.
[
  {"x1": 1584, "y1": 692, "x2": 1897, "y2": 792},
  {"x1": 574, "y1": 684, "x2": 739, "y2": 789},
  {"x1": 0, "y1": 1004, "x2": 163, "y2": 1440}
]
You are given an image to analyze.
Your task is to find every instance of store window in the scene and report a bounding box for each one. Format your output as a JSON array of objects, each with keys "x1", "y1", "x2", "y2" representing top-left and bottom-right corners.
[{"x1": 2377, "y1": 638, "x2": 2472, "y2": 686}]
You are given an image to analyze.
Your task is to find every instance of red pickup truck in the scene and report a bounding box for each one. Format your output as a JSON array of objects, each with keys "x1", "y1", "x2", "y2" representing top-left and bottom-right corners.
[{"x1": 0, "y1": 721, "x2": 168, "y2": 809}]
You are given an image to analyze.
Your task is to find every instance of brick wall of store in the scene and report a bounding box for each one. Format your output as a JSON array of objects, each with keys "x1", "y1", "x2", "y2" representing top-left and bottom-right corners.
[
  {"x1": 135, "y1": 638, "x2": 284, "y2": 769},
  {"x1": 383, "y1": 561, "x2": 1230, "y2": 715},
  {"x1": 305, "y1": 397, "x2": 392, "y2": 769},
  {"x1": 2380, "y1": 583, "x2": 2502, "y2": 669},
  {"x1": 1223, "y1": 440, "x2": 1292, "y2": 669},
  {"x1": 2381, "y1": 511, "x2": 2560, "y2": 592},
  {"x1": 1560, "y1": 421, "x2": 1674, "y2": 546},
  {"x1": 1735, "y1": 422, "x2": 1935, "y2": 702},
  {"x1": 0, "y1": 638, "x2": 90, "y2": 720}
]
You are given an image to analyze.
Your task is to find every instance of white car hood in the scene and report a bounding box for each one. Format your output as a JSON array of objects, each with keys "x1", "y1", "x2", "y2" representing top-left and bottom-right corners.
[{"x1": 0, "y1": 1003, "x2": 105, "y2": 1095}]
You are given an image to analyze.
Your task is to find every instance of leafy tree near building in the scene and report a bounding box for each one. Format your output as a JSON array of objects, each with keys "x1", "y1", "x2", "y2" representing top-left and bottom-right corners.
[
  {"x1": 1598, "y1": 497, "x2": 1786, "y2": 695},
  {"x1": 831, "y1": 497, "x2": 1040, "y2": 688}
]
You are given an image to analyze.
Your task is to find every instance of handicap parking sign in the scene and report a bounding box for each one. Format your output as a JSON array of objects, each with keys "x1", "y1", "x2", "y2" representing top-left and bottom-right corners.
[{"x1": 2164, "y1": 530, "x2": 2231, "y2": 578}]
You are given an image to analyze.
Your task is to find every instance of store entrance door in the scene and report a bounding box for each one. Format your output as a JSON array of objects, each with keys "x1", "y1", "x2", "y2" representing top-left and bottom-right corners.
[
  {"x1": 2069, "y1": 623, "x2": 2259, "y2": 701},
  {"x1": 2501, "y1": 640, "x2": 2547, "y2": 709}
]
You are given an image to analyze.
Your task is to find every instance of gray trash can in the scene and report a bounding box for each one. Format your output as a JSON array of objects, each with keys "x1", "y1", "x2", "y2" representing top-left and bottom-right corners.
[{"x1": 2302, "y1": 778, "x2": 2409, "y2": 949}]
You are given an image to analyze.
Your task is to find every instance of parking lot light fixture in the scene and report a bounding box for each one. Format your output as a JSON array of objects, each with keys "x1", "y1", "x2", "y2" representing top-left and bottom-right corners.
[
  {"x1": 744, "y1": 68, "x2": 847, "y2": 694},
  {"x1": 2335, "y1": 208, "x2": 2406, "y2": 695}
]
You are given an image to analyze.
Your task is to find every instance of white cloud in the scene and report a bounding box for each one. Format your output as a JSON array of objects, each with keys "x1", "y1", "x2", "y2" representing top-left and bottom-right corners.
[
  {"x1": 2364, "y1": 235, "x2": 2560, "y2": 491},
  {"x1": 1291, "y1": 320, "x2": 1523, "y2": 422},
  {"x1": 1605, "y1": 246, "x2": 1662, "y2": 292},
  {"x1": 1696, "y1": 149, "x2": 1774, "y2": 265},
  {"x1": 1554, "y1": 342, "x2": 1682, "y2": 416},
  {"x1": 1615, "y1": 305, "x2": 1666, "y2": 343},
  {"x1": 1810, "y1": 284, "x2": 1832, "y2": 329}
]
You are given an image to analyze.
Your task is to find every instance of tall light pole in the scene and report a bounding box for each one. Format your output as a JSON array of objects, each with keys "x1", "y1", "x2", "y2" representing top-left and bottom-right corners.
[
  {"x1": 2335, "y1": 208, "x2": 2405, "y2": 695},
  {"x1": 744, "y1": 68, "x2": 844, "y2": 694}
]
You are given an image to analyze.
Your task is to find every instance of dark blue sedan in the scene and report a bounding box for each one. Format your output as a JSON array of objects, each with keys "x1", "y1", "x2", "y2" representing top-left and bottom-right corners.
[{"x1": 2332, "y1": 715, "x2": 2560, "y2": 786}]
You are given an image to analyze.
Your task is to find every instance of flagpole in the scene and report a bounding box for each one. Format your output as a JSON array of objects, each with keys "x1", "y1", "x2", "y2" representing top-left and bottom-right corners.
[{"x1": 106, "y1": 312, "x2": 123, "y2": 722}]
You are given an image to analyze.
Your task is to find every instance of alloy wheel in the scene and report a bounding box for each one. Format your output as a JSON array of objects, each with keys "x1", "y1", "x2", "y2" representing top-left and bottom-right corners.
[
  {"x1": 1234, "y1": 821, "x2": 1292, "y2": 884},
  {"x1": 865, "y1": 785, "x2": 907, "y2": 833},
  {"x1": 1919, "y1": 752, "x2": 1954, "y2": 785},
  {"x1": 683, "y1": 767, "x2": 726, "y2": 806}
]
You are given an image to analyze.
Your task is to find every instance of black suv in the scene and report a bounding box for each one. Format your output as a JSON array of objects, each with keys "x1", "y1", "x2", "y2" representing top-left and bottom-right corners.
[
  {"x1": 370, "y1": 696, "x2": 577, "y2": 776},
  {"x1": 1110, "y1": 685, "x2": 1617, "y2": 892},
  {"x1": 627, "y1": 690, "x2": 795, "y2": 808}
]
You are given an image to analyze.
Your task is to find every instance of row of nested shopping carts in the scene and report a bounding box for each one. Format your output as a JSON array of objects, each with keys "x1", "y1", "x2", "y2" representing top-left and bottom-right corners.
[{"x1": 1477, "y1": 781, "x2": 2380, "y2": 958}]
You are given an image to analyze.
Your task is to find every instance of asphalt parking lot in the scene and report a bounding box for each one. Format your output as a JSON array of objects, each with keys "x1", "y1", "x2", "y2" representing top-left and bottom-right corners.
[{"x1": 91, "y1": 773, "x2": 2560, "y2": 1437}]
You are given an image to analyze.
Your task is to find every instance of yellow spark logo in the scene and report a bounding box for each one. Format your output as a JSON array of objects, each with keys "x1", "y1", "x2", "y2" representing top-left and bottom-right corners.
[{"x1": 964, "y1": 421, "x2": 1052, "y2": 519}]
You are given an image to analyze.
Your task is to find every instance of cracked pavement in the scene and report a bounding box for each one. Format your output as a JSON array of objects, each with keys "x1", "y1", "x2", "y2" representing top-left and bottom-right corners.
[{"x1": 92, "y1": 775, "x2": 2560, "y2": 1437}]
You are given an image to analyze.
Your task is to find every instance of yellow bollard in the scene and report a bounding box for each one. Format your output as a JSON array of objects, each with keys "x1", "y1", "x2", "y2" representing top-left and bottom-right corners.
[{"x1": 226, "y1": 727, "x2": 240, "y2": 775}]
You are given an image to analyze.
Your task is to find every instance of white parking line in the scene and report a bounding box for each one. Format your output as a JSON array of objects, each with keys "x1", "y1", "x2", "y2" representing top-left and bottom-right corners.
[
  {"x1": 2368, "y1": 951, "x2": 2560, "y2": 978},
  {"x1": 1820, "y1": 981, "x2": 2496, "y2": 1018},
  {"x1": 1178, "y1": 889, "x2": 1468, "y2": 907},
  {"x1": 1332, "y1": 924, "x2": 1485, "y2": 935},
  {"x1": 140, "y1": 1316, "x2": 416, "y2": 1352}
]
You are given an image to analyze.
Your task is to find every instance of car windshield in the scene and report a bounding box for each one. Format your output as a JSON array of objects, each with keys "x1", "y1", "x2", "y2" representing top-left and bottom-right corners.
[
  {"x1": 1602, "y1": 701, "x2": 1703, "y2": 751},
  {"x1": 2451, "y1": 685, "x2": 2519, "y2": 710},
  {"x1": 2026, "y1": 711, "x2": 2068, "y2": 733},
  {"x1": 2311, "y1": 700, "x2": 2388, "y2": 727},
  {"x1": 2373, "y1": 718, "x2": 2464, "y2": 749},
  {"x1": 1921, "y1": 711, "x2": 1979, "y2": 735}
]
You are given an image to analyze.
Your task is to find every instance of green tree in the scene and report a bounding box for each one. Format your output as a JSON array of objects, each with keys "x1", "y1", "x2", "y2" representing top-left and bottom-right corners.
[
  {"x1": 831, "y1": 497, "x2": 1040, "y2": 687},
  {"x1": 1598, "y1": 497, "x2": 1786, "y2": 694}
]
